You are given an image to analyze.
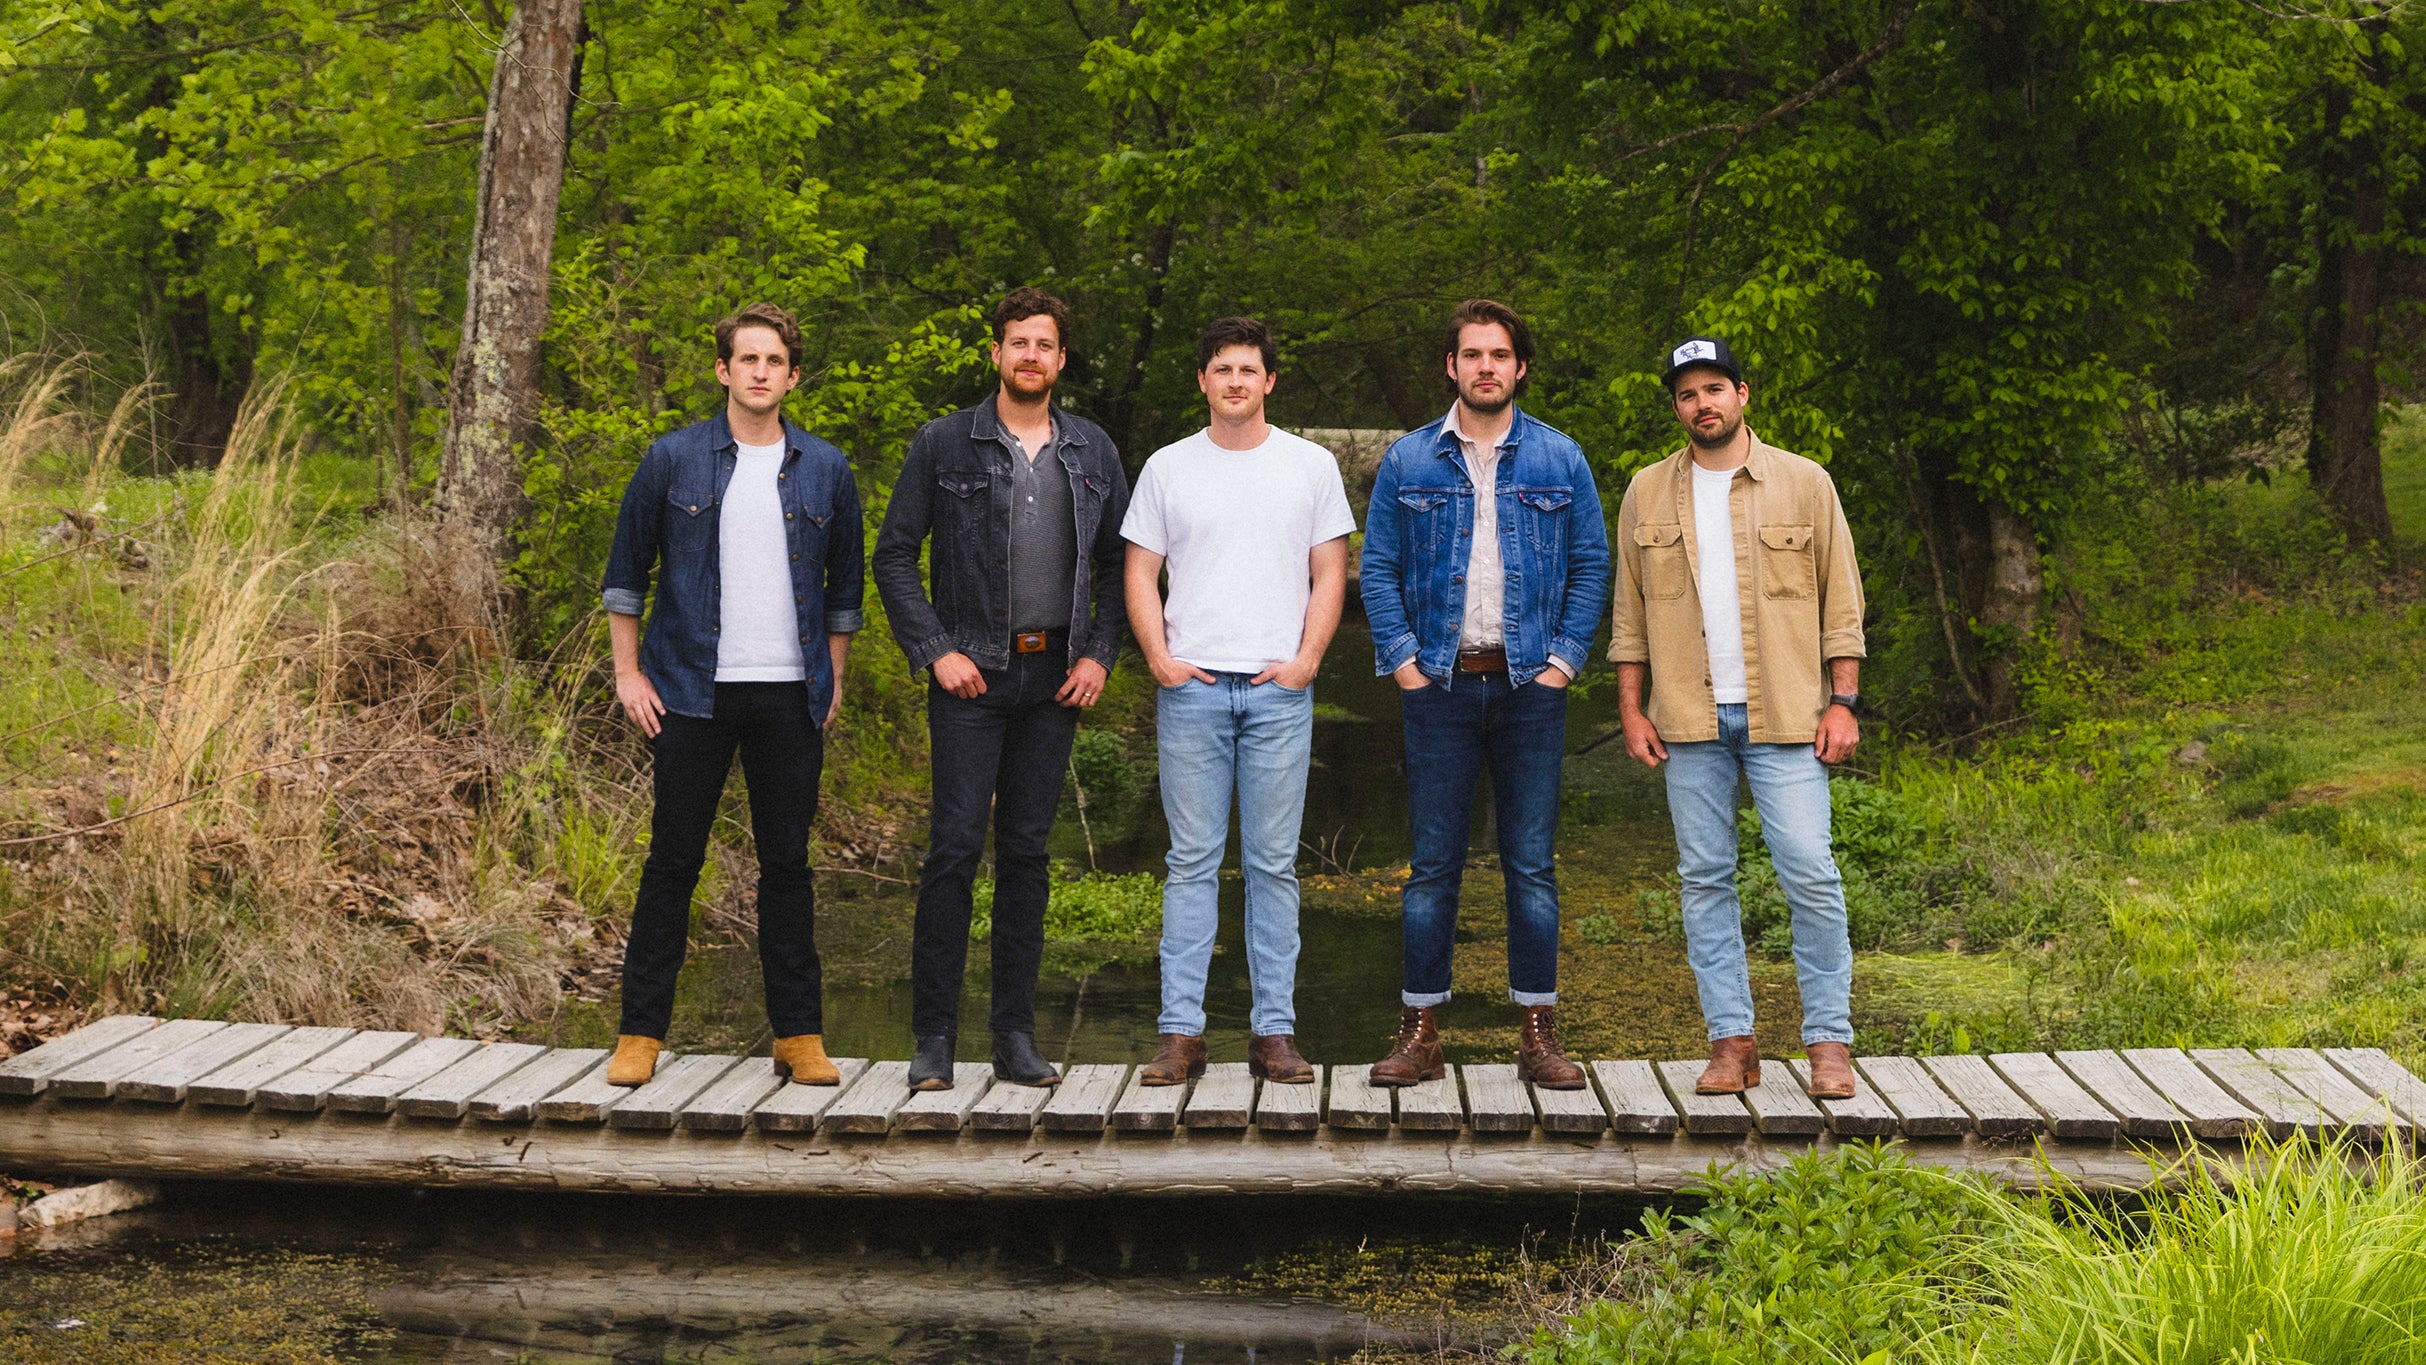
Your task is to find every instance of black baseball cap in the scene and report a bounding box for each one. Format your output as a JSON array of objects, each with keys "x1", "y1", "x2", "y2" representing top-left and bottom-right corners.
[{"x1": 1661, "y1": 335, "x2": 1742, "y2": 390}]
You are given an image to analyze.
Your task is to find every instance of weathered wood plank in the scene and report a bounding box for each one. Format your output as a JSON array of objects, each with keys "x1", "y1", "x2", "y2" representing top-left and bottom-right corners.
[
  {"x1": 609, "y1": 1054, "x2": 743, "y2": 1131},
  {"x1": 1039, "y1": 1064, "x2": 1128, "y2": 1134},
  {"x1": 1111, "y1": 1069, "x2": 1191, "y2": 1132},
  {"x1": 820, "y1": 1062, "x2": 914, "y2": 1135},
  {"x1": 2322, "y1": 1048, "x2": 2426, "y2": 1129},
  {"x1": 1856, "y1": 1057, "x2": 1968, "y2": 1137},
  {"x1": 967, "y1": 1068, "x2": 1057, "y2": 1133},
  {"x1": 190, "y1": 1027, "x2": 356, "y2": 1108},
  {"x1": 0, "y1": 1017, "x2": 160, "y2": 1097},
  {"x1": 2055, "y1": 1050, "x2": 2188, "y2": 1139},
  {"x1": 1987, "y1": 1052, "x2": 2119, "y2": 1140},
  {"x1": 1257, "y1": 1069, "x2": 1324, "y2": 1134},
  {"x1": 1655, "y1": 1060, "x2": 1754, "y2": 1136},
  {"x1": 1534, "y1": 1077, "x2": 1609, "y2": 1136},
  {"x1": 327, "y1": 1037, "x2": 483, "y2": 1115},
  {"x1": 257, "y1": 1031, "x2": 421, "y2": 1113},
  {"x1": 1323, "y1": 1066, "x2": 1392, "y2": 1131},
  {"x1": 1920, "y1": 1054, "x2": 2042, "y2": 1138},
  {"x1": 2258, "y1": 1048, "x2": 2401, "y2": 1141},
  {"x1": 893, "y1": 1064, "x2": 996, "y2": 1133},
  {"x1": 1590, "y1": 1061, "x2": 1678, "y2": 1136},
  {"x1": 1741, "y1": 1061, "x2": 1825, "y2": 1137},
  {"x1": 119, "y1": 1022, "x2": 292, "y2": 1104},
  {"x1": 469, "y1": 1048, "x2": 606, "y2": 1124},
  {"x1": 1395, "y1": 1068, "x2": 1464, "y2": 1132},
  {"x1": 1462, "y1": 1065, "x2": 1536, "y2": 1134},
  {"x1": 2121, "y1": 1048, "x2": 2257, "y2": 1139},
  {"x1": 1180, "y1": 1063, "x2": 1254, "y2": 1130},
  {"x1": 536, "y1": 1050, "x2": 672, "y2": 1125},
  {"x1": 751, "y1": 1058, "x2": 871, "y2": 1133},
  {"x1": 680, "y1": 1060, "x2": 788, "y2": 1133},
  {"x1": 47, "y1": 1019, "x2": 229, "y2": 1100},
  {"x1": 2190, "y1": 1048, "x2": 2322, "y2": 1140},
  {"x1": 395, "y1": 1042, "x2": 548, "y2": 1121},
  {"x1": 1785, "y1": 1059, "x2": 1899, "y2": 1137}
]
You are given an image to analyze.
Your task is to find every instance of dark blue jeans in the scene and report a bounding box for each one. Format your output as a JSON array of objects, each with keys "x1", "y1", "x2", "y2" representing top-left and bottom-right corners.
[{"x1": 1397, "y1": 673, "x2": 1568, "y2": 1006}]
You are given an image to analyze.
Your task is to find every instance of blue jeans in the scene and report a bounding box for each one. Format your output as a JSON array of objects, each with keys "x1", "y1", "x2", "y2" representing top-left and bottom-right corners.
[
  {"x1": 1664, "y1": 702, "x2": 1853, "y2": 1045},
  {"x1": 1399, "y1": 674, "x2": 1568, "y2": 1007},
  {"x1": 1155, "y1": 674, "x2": 1315, "y2": 1036}
]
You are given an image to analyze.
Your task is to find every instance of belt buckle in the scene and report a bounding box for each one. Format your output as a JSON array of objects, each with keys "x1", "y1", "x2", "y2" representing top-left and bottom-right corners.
[{"x1": 1015, "y1": 631, "x2": 1048, "y2": 654}]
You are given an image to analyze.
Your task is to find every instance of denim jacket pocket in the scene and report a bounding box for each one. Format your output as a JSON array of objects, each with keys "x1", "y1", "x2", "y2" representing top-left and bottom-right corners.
[
  {"x1": 1517, "y1": 486, "x2": 1573, "y2": 556},
  {"x1": 665, "y1": 488, "x2": 717, "y2": 554}
]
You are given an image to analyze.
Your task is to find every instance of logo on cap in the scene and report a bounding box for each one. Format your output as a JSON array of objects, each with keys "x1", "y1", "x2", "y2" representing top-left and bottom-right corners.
[{"x1": 1671, "y1": 339, "x2": 1717, "y2": 368}]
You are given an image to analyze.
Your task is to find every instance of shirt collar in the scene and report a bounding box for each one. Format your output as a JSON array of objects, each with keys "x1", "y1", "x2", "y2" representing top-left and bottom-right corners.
[{"x1": 1441, "y1": 404, "x2": 1517, "y2": 457}]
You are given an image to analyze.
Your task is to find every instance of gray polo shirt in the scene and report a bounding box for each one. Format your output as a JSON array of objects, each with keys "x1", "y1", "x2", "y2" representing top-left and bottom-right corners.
[{"x1": 1003, "y1": 413, "x2": 1079, "y2": 634}]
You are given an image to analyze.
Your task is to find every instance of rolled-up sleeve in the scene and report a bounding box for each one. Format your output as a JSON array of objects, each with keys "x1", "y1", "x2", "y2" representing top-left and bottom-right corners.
[
  {"x1": 824, "y1": 459, "x2": 867, "y2": 634},
  {"x1": 1606, "y1": 479, "x2": 1651, "y2": 665},
  {"x1": 602, "y1": 443, "x2": 667, "y2": 618},
  {"x1": 1817, "y1": 475, "x2": 1866, "y2": 660}
]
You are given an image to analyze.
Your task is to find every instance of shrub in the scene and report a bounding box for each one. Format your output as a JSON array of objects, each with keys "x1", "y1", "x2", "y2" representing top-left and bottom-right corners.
[
  {"x1": 970, "y1": 865, "x2": 1161, "y2": 942},
  {"x1": 1738, "y1": 778, "x2": 1933, "y2": 955}
]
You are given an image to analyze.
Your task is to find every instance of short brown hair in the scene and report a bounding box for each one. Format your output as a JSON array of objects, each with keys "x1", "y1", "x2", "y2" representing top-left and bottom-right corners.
[
  {"x1": 1197, "y1": 316, "x2": 1276, "y2": 372},
  {"x1": 716, "y1": 302, "x2": 802, "y2": 368},
  {"x1": 1444, "y1": 299, "x2": 1533, "y2": 395},
  {"x1": 990, "y1": 288, "x2": 1071, "y2": 347}
]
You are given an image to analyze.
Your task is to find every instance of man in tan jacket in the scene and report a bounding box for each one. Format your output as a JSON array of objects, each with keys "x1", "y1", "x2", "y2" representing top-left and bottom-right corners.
[{"x1": 1610, "y1": 336, "x2": 1866, "y2": 1099}]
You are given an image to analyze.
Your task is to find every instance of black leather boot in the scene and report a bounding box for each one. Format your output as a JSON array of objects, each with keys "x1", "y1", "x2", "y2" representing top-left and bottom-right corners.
[
  {"x1": 908, "y1": 1034, "x2": 955, "y2": 1091},
  {"x1": 991, "y1": 1032, "x2": 1062, "y2": 1087}
]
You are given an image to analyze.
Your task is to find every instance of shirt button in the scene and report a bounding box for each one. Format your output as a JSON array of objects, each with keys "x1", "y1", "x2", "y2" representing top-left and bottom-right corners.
[
  {"x1": 786, "y1": 513, "x2": 794, "y2": 521},
  {"x1": 791, "y1": 554, "x2": 799, "y2": 562}
]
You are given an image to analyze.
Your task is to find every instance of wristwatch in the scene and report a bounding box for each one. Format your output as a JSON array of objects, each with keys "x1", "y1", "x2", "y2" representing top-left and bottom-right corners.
[{"x1": 1828, "y1": 692, "x2": 1862, "y2": 717}]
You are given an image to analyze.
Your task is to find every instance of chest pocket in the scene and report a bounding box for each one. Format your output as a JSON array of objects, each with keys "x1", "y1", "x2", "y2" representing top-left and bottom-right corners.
[
  {"x1": 1396, "y1": 487, "x2": 1454, "y2": 555},
  {"x1": 1516, "y1": 486, "x2": 1573, "y2": 553},
  {"x1": 665, "y1": 488, "x2": 717, "y2": 554},
  {"x1": 1758, "y1": 524, "x2": 1815, "y2": 600},
  {"x1": 1633, "y1": 522, "x2": 1689, "y2": 600},
  {"x1": 936, "y1": 469, "x2": 990, "y2": 533}
]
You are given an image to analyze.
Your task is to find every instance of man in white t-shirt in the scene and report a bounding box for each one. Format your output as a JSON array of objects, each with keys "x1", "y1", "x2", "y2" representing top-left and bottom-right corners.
[{"x1": 1122, "y1": 316, "x2": 1356, "y2": 1087}]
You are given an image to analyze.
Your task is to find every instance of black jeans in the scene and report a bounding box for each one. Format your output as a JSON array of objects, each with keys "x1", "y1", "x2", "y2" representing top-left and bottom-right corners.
[
  {"x1": 618, "y1": 681, "x2": 824, "y2": 1040},
  {"x1": 911, "y1": 650, "x2": 1081, "y2": 1038}
]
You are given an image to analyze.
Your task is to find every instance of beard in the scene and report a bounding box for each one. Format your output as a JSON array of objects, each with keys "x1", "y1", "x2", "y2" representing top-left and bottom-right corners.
[
  {"x1": 1001, "y1": 364, "x2": 1056, "y2": 400},
  {"x1": 1458, "y1": 379, "x2": 1514, "y2": 415},
  {"x1": 1688, "y1": 410, "x2": 1744, "y2": 451}
]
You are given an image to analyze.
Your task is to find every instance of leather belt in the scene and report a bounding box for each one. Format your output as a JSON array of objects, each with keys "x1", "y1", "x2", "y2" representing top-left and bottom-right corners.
[{"x1": 1456, "y1": 647, "x2": 1508, "y2": 674}]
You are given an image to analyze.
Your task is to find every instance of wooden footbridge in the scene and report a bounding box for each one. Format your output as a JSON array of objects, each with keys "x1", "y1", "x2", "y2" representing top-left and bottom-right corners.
[{"x1": 2, "y1": 1017, "x2": 2420, "y2": 1198}]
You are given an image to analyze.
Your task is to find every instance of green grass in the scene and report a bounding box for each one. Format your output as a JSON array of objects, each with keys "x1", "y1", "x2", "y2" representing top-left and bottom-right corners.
[{"x1": 2385, "y1": 403, "x2": 2426, "y2": 547}]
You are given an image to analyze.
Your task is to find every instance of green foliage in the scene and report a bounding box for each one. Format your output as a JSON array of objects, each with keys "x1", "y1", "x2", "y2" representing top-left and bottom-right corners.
[
  {"x1": 970, "y1": 864, "x2": 1161, "y2": 943},
  {"x1": 1737, "y1": 778, "x2": 1934, "y2": 956}
]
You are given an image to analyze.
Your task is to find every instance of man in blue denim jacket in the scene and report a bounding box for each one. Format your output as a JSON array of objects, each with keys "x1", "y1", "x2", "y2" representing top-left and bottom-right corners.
[
  {"x1": 1361, "y1": 300, "x2": 1610, "y2": 1091},
  {"x1": 597, "y1": 302, "x2": 865, "y2": 1091}
]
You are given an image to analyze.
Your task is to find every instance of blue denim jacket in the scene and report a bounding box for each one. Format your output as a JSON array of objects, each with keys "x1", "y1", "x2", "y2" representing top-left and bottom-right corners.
[
  {"x1": 600, "y1": 413, "x2": 866, "y2": 722},
  {"x1": 1360, "y1": 408, "x2": 1611, "y2": 688}
]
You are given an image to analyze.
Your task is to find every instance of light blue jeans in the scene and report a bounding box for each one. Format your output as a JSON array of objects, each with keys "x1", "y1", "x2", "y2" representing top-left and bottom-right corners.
[
  {"x1": 1664, "y1": 703, "x2": 1853, "y2": 1045},
  {"x1": 1155, "y1": 674, "x2": 1314, "y2": 1037}
]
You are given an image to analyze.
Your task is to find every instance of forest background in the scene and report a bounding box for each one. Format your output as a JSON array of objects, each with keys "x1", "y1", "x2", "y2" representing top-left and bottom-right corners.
[{"x1": 0, "y1": 0, "x2": 2421, "y2": 1069}]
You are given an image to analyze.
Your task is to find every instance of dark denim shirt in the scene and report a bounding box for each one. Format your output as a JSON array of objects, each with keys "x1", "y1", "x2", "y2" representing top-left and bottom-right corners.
[
  {"x1": 601, "y1": 412, "x2": 866, "y2": 722},
  {"x1": 873, "y1": 395, "x2": 1130, "y2": 673},
  {"x1": 1359, "y1": 407, "x2": 1612, "y2": 689}
]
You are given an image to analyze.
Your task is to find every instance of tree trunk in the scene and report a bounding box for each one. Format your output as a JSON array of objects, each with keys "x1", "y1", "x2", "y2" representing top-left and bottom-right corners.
[
  {"x1": 163, "y1": 263, "x2": 252, "y2": 469},
  {"x1": 2304, "y1": 78, "x2": 2395, "y2": 547},
  {"x1": 437, "y1": 0, "x2": 584, "y2": 580},
  {"x1": 1978, "y1": 501, "x2": 2042, "y2": 720}
]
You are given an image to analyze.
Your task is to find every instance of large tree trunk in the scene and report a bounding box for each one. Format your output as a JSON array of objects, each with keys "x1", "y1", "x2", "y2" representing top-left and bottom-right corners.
[
  {"x1": 2304, "y1": 78, "x2": 2396, "y2": 547},
  {"x1": 437, "y1": 0, "x2": 584, "y2": 581},
  {"x1": 1978, "y1": 501, "x2": 2042, "y2": 721}
]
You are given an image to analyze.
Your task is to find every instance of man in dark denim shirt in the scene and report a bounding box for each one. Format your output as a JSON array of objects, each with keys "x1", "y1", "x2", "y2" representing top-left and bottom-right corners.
[
  {"x1": 598, "y1": 302, "x2": 866, "y2": 1091},
  {"x1": 873, "y1": 288, "x2": 1131, "y2": 1092}
]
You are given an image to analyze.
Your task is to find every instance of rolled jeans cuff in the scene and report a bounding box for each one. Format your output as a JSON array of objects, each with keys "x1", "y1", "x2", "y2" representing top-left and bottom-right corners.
[
  {"x1": 1401, "y1": 989, "x2": 1451, "y2": 1008},
  {"x1": 1509, "y1": 989, "x2": 1557, "y2": 1007},
  {"x1": 1802, "y1": 1029, "x2": 1855, "y2": 1046}
]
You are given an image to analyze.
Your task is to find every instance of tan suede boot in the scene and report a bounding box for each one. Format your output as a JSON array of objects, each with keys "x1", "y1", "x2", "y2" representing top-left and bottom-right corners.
[
  {"x1": 606, "y1": 1034, "x2": 662, "y2": 1087},
  {"x1": 772, "y1": 1034, "x2": 841, "y2": 1086}
]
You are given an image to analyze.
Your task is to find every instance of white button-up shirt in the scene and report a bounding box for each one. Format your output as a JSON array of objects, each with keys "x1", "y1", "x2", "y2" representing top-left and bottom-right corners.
[{"x1": 1443, "y1": 405, "x2": 1577, "y2": 678}]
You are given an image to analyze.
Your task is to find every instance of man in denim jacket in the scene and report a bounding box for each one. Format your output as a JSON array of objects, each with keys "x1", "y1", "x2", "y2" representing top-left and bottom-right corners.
[
  {"x1": 1361, "y1": 300, "x2": 1610, "y2": 1091},
  {"x1": 598, "y1": 302, "x2": 865, "y2": 1090}
]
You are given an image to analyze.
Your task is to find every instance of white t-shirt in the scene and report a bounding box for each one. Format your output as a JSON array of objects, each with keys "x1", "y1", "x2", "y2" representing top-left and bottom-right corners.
[
  {"x1": 1692, "y1": 461, "x2": 1748, "y2": 704},
  {"x1": 715, "y1": 440, "x2": 808, "y2": 682},
  {"x1": 1121, "y1": 427, "x2": 1358, "y2": 674}
]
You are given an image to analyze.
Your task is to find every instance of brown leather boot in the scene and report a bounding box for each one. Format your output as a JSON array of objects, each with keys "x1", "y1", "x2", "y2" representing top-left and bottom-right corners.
[
  {"x1": 1249, "y1": 1034, "x2": 1314, "y2": 1083},
  {"x1": 1697, "y1": 1036, "x2": 1762, "y2": 1094},
  {"x1": 1138, "y1": 1033, "x2": 1206, "y2": 1085},
  {"x1": 1516, "y1": 1005, "x2": 1586, "y2": 1090},
  {"x1": 1804, "y1": 1041, "x2": 1857, "y2": 1099},
  {"x1": 606, "y1": 1034, "x2": 661, "y2": 1087},
  {"x1": 1368, "y1": 1006, "x2": 1445, "y2": 1087},
  {"x1": 772, "y1": 1034, "x2": 840, "y2": 1086}
]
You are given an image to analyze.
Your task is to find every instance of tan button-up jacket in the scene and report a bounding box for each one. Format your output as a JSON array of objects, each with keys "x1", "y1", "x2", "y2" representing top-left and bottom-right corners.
[{"x1": 1608, "y1": 433, "x2": 1866, "y2": 743}]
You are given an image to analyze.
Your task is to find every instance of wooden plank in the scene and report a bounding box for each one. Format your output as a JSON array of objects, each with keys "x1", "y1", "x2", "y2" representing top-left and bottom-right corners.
[
  {"x1": 609, "y1": 1054, "x2": 743, "y2": 1131},
  {"x1": 395, "y1": 1042, "x2": 548, "y2": 1121},
  {"x1": 0, "y1": 1016, "x2": 160, "y2": 1097},
  {"x1": 1741, "y1": 1061, "x2": 1825, "y2": 1137},
  {"x1": 536, "y1": 1050, "x2": 670, "y2": 1125},
  {"x1": 1180, "y1": 1063, "x2": 1254, "y2": 1130},
  {"x1": 893, "y1": 1064, "x2": 995, "y2": 1133},
  {"x1": 1111, "y1": 1069, "x2": 1191, "y2": 1132},
  {"x1": 1534, "y1": 1077, "x2": 1609, "y2": 1136},
  {"x1": 257, "y1": 1031, "x2": 421, "y2": 1112},
  {"x1": 751, "y1": 1057, "x2": 871, "y2": 1133},
  {"x1": 2191, "y1": 1048, "x2": 2323, "y2": 1140},
  {"x1": 967, "y1": 1066, "x2": 1058, "y2": 1133},
  {"x1": 817, "y1": 1061, "x2": 914, "y2": 1135},
  {"x1": 1785, "y1": 1059, "x2": 1898, "y2": 1137},
  {"x1": 1987, "y1": 1052, "x2": 2119, "y2": 1140},
  {"x1": 1039, "y1": 1063, "x2": 1128, "y2": 1134},
  {"x1": 2323, "y1": 1048, "x2": 2426, "y2": 1129},
  {"x1": 2259, "y1": 1048, "x2": 2402, "y2": 1141},
  {"x1": 2054, "y1": 1049, "x2": 2188, "y2": 1139},
  {"x1": 1591, "y1": 1060, "x2": 1678, "y2": 1136},
  {"x1": 1396, "y1": 1067, "x2": 1465, "y2": 1132},
  {"x1": 2121, "y1": 1048, "x2": 2258, "y2": 1139},
  {"x1": 1461, "y1": 1065, "x2": 1536, "y2": 1134},
  {"x1": 680, "y1": 1059, "x2": 788, "y2": 1133},
  {"x1": 47, "y1": 1019, "x2": 229, "y2": 1100},
  {"x1": 1655, "y1": 1060, "x2": 1754, "y2": 1136},
  {"x1": 469, "y1": 1048, "x2": 606, "y2": 1123},
  {"x1": 118, "y1": 1022, "x2": 291, "y2": 1104},
  {"x1": 1920, "y1": 1055, "x2": 2042, "y2": 1138},
  {"x1": 327, "y1": 1036, "x2": 482, "y2": 1115},
  {"x1": 1855, "y1": 1057, "x2": 1968, "y2": 1137},
  {"x1": 1256, "y1": 1068, "x2": 1324, "y2": 1134},
  {"x1": 190, "y1": 1027, "x2": 356, "y2": 1107}
]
